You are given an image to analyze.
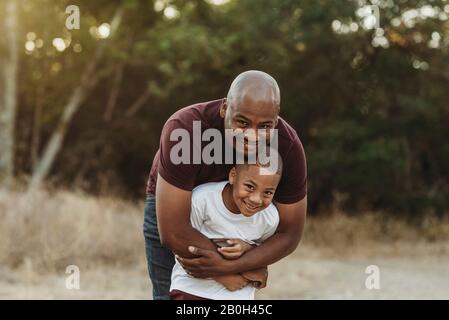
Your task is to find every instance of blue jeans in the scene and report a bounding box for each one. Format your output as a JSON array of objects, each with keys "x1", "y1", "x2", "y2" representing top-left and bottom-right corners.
[{"x1": 143, "y1": 194, "x2": 175, "y2": 300}]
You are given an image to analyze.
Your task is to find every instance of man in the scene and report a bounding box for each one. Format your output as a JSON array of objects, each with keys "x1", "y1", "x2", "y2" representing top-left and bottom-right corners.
[{"x1": 143, "y1": 70, "x2": 307, "y2": 300}]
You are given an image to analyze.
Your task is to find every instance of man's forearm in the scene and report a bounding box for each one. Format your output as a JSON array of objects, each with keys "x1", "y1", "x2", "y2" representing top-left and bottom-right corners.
[
  {"x1": 228, "y1": 232, "x2": 299, "y2": 274},
  {"x1": 162, "y1": 226, "x2": 217, "y2": 258},
  {"x1": 213, "y1": 245, "x2": 264, "y2": 284}
]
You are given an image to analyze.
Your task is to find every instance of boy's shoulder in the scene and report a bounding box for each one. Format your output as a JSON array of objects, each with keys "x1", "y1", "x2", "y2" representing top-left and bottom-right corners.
[{"x1": 260, "y1": 203, "x2": 280, "y2": 219}]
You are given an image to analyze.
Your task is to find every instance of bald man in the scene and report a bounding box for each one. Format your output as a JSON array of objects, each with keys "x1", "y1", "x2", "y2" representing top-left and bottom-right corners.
[{"x1": 143, "y1": 70, "x2": 307, "y2": 300}]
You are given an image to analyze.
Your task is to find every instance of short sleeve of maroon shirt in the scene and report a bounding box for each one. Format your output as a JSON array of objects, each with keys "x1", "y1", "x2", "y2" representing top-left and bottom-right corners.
[
  {"x1": 146, "y1": 99, "x2": 307, "y2": 204},
  {"x1": 157, "y1": 119, "x2": 201, "y2": 191}
]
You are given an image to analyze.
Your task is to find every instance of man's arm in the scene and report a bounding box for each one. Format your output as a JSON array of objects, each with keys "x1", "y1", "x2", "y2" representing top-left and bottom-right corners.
[
  {"x1": 178, "y1": 196, "x2": 307, "y2": 277},
  {"x1": 156, "y1": 173, "x2": 218, "y2": 258}
]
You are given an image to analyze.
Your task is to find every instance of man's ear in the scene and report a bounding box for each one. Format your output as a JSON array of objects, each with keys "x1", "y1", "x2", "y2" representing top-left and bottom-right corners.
[
  {"x1": 228, "y1": 167, "x2": 236, "y2": 185},
  {"x1": 220, "y1": 99, "x2": 228, "y2": 118}
]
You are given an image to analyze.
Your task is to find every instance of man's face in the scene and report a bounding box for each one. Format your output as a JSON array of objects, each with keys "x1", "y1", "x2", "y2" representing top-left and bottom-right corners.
[
  {"x1": 229, "y1": 165, "x2": 281, "y2": 217},
  {"x1": 220, "y1": 95, "x2": 279, "y2": 155}
]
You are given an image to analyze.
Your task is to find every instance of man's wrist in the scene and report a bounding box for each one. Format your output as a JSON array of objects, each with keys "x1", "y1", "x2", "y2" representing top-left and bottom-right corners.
[{"x1": 223, "y1": 255, "x2": 242, "y2": 274}]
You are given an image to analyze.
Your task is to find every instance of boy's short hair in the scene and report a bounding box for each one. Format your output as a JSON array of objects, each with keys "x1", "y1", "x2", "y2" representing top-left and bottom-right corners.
[{"x1": 235, "y1": 147, "x2": 283, "y2": 176}]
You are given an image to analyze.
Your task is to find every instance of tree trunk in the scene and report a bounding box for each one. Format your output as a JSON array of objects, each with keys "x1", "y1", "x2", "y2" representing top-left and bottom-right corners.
[
  {"x1": 0, "y1": 0, "x2": 18, "y2": 189},
  {"x1": 28, "y1": 7, "x2": 124, "y2": 192},
  {"x1": 103, "y1": 63, "x2": 124, "y2": 122},
  {"x1": 31, "y1": 85, "x2": 44, "y2": 170},
  {"x1": 125, "y1": 87, "x2": 152, "y2": 117}
]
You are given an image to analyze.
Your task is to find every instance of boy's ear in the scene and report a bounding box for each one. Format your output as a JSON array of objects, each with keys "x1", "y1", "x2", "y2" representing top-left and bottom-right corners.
[{"x1": 229, "y1": 167, "x2": 236, "y2": 185}]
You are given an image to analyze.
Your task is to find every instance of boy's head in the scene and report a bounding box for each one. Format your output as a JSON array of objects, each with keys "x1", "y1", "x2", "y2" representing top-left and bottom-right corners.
[{"x1": 228, "y1": 153, "x2": 283, "y2": 217}]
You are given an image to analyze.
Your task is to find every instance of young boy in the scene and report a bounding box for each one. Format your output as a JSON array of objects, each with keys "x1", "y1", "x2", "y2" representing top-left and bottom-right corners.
[{"x1": 169, "y1": 158, "x2": 283, "y2": 300}]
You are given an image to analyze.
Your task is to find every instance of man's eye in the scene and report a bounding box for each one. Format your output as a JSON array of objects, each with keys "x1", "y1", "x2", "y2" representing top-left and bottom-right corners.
[
  {"x1": 237, "y1": 120, "x2": 248, "y2": 127},
  {"x1": 259, "y1": 124, "x2": 272, "y2": 129}
]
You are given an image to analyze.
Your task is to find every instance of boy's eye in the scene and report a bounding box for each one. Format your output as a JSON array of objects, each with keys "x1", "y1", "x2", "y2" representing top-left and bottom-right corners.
[
  {"x1": 264, "y1": 191, "x2": 273, "y2": 196},
  {"x1": 244, "y1": 184, "x2": 255, "y2": 191}
]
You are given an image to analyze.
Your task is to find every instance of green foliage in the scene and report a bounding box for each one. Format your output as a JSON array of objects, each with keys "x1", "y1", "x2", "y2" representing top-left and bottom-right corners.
[{"x1": 11, "y1": 0, "x2": 449, "y2": 214}]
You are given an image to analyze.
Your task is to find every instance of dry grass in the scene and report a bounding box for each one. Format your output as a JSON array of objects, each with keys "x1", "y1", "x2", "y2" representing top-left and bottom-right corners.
[
  {"x1": 0, "y1": 189, "x2": 145, "y2": 273},
  {"x1": 1, "y1": 189, "x2": 449, "y2": 299},
  {"x1": 1, "y1": 189, "x2": 448, "y2": 273},
  {"x1": 303, "y1": 212, "x2": 449, "y2": 258}
]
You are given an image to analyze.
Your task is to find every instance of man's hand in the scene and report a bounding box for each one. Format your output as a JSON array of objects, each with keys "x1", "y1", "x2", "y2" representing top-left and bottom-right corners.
[
  {"x1": 241, "y1": 267, "x2": 268, "y2": 289},
  {"x1": 176, "y1": 246, "x2": 233, "y2": 278},
  {"x1": 214, "y1": 274, "x2": 250, "y2": 291},
  {"x1": 217, "y1": 239, "x2": 254, "y2": 260}
]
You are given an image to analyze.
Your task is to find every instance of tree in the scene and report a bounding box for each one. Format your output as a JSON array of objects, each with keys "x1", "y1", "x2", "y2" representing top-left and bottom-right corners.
[
  {"x1": 27, "y1": 6, "x2": 124, "y2": 191},
  {"x1": 0, "y1": 0, "x2": 18, "y2": 189},
  {"x1": 10, "y1": 0, "x2": 449, "y2": 214}
]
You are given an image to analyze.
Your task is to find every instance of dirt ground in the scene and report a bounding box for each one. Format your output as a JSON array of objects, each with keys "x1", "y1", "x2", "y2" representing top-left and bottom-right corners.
[
  {"x1": 1, "y1": 190, "x2": 448, "y2": 300},
  {"x1": 1, "y1": 243, "x2": 448, "y2": 300}
]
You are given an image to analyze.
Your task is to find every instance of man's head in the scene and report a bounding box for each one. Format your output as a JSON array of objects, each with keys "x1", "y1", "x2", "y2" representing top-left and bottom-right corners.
[
  {"x1": 228, "y1": 153, "x2": 283, "y2": 217},
  {"x1": 220, "y1": 70, "x2": 281, "y2": 154}
]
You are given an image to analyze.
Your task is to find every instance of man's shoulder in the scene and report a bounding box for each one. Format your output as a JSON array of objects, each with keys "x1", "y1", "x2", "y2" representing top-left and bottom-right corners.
[
  {"x1": 277, "y1": 116, "x2": 301, "y2": 145},
  {"x1": 164, "y1": 98, "x2": 224, "y2": 129},
  {"x1": 275, "y1": 117, "x2": 305, "y2": 166}
]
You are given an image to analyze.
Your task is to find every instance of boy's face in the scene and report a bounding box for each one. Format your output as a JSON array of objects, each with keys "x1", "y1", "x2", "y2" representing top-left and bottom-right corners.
[{"x1": 228, "y1": 165, "x2": 281, "y2": 217}]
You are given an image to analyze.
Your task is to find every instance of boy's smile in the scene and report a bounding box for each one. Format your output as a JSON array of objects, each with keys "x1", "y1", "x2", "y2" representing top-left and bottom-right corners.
[{"x1": 222, "y1": 164, "x2": 281, "y2": 217}]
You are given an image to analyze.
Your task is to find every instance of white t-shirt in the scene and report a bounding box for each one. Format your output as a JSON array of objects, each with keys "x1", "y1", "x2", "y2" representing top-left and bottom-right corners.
[{"x1": 170, "y1": 181, "x2": 280, "y2": 300}]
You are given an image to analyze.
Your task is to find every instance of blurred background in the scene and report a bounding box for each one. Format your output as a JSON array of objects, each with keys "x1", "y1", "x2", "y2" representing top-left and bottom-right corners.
[{"x1": 0, "y1": 0, "x2": 448, "y2": 299}]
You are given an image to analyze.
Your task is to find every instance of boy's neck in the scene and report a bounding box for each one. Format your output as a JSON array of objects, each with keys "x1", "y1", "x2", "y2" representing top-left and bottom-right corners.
[{"x1": 222, "y1": 183, "x2": 241, "y2": 215}]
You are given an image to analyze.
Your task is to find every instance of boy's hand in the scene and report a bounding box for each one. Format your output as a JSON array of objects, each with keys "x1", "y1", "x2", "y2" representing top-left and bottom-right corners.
[
  {"x1": 214, "y1": 274, "x2": 250, "y2": 291},
  {"x1": 217, "y1": 239, "x2": 254, "y2": 260},
  {"x1": 241, "y1": 267, "x2": 268, "y2": 289}
]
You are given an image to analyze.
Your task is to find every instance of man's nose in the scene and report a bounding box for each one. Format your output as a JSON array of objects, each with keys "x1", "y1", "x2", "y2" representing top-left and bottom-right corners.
[{"x1": 243, "y1": 128, "x2": 258, "y2": 144}]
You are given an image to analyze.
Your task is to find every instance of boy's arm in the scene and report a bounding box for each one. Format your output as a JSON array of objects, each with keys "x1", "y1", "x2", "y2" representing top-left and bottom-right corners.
[
  {"x1": 227, "y1": 241, "x2": 268, "y2": 289},
  {"x1": 213, "y1": 274, "x2": 251, "y2": 291},
  {"x1": 177, "y1": 197, "x2": 307, "y2": 276},
  {"x1": 213, "y1": 267, "x2": 268, "y2": 290},
  {"x1": 215, "y1": 239, "x2": 269, "y2": 289},
  {"x1": 211, "y1": 240, "x2": 251, "y2": 290},
  {"x1": 241, "y1": 267, "x2": 268, "y2": 289}
]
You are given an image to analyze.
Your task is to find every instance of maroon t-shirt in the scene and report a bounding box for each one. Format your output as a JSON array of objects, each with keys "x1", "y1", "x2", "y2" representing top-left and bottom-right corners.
[{"x1": 146, "y1": 98, "x2": 307, "y2": 204}]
